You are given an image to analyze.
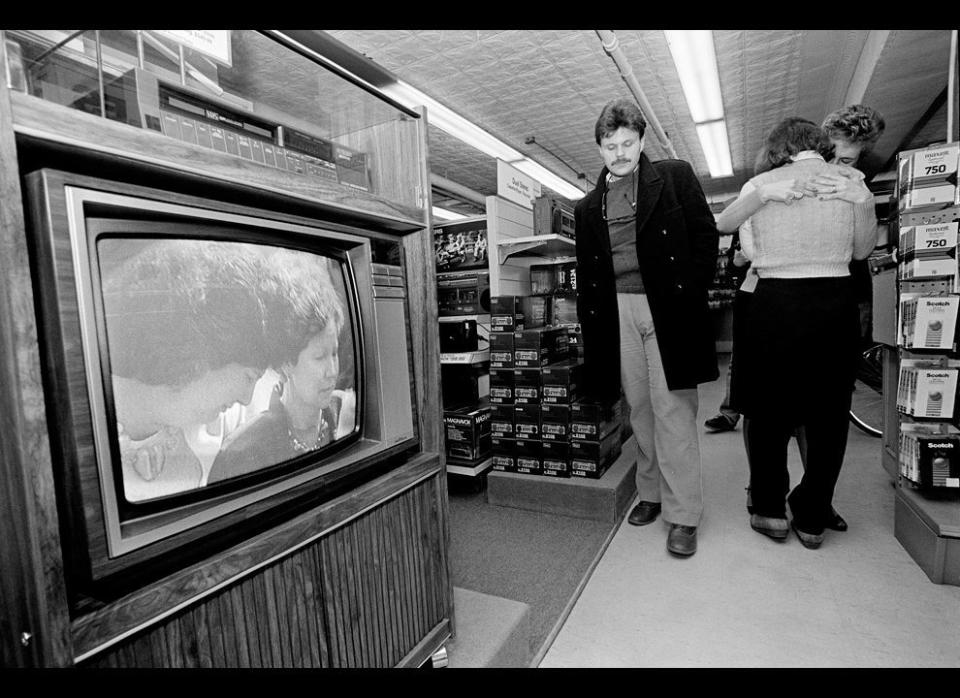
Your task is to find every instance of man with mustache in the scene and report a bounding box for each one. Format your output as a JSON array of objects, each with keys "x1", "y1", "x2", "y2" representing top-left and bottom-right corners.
[{"x1": 574, "y1": 98, "x2": 719, "y2": 557}]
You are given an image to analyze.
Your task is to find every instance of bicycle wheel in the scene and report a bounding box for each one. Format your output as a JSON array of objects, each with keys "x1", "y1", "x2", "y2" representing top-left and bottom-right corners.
[{"x1": 849, "y1": 343, "x2": 884, "y2": 437}]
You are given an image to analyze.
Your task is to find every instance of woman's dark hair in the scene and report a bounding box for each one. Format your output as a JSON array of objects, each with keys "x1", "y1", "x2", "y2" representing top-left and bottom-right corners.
[
  {"x1": 756, "y1": 117, "x2": 833, "y2": 171},
  {"x1": 822, "y1": 104, "x2": 886, "y2": 151},
  {"x1": 102, "y1": 240, "x2": 269, "y2": 387},
  {"x1": 257, "y1": 249, "x2": 345, "y2": 371},
  {"x1": 595, "y1": 98, "x2": 647, "y2": 145}
]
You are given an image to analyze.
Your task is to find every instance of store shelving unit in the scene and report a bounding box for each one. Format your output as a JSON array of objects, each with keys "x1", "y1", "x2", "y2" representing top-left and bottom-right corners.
[{"x1": 890, "y1": 142, "x2": 960, "y2": 587}]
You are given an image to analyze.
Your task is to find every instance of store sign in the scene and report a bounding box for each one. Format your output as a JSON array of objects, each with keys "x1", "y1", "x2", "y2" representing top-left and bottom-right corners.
[
  {"x1": 497, "y1": 159, "x2": 541, "y2": 209},
  {"x1": 154, "y1": 30, "x2": 233, "y2": 66}
]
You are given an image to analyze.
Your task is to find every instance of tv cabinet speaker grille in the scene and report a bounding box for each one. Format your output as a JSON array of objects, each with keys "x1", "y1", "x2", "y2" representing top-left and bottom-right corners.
[{"x1": 77, "y1": 482, "x2": 448, "y2": 667}]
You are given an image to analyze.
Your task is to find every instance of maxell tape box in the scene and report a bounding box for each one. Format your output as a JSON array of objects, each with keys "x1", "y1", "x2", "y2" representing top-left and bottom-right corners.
[
  {"x1": 514, "y1": 438, "x2": 543, "y2": 475},
  {"x1": 541, "y1": 359, "x2": 584, "y2": 404},
  {"x1": 489, "y1": 368, "x2": 514, "y2": 404}
]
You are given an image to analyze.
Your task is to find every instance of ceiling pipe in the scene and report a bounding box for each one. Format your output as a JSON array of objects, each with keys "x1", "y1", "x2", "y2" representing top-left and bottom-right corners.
[
  {"x1": 596, "y1": 29, "x2": 678, "y2": 159},
  {"x1": 430, "y1": 173, "x2": 487, "y2": 207}
]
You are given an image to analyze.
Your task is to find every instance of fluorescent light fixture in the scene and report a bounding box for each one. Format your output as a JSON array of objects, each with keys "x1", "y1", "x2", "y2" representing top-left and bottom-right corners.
[
  {"x1": 511, "y1": 159, "x2": 586, "y2": 200},
  {"x1": 381, "y1": 79, "x2": 586, "y2": 200},
  {"x1": 663, "y1": 30, "x2": 724, "y2": 122},
  {"x1": 381, "y1": 82, "x2": 522, "y2": 162},
  {"x1": 432, "y1": 205, "x2": 469, "y2": 221},
  {"x1": 695, "y1": 121, "x2": 733, "y2": 178}
]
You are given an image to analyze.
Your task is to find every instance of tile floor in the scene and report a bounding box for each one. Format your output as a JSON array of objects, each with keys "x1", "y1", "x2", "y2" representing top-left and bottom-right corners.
[{"x1": 538, "y1": 357, "x2": 960, "y2": 668}]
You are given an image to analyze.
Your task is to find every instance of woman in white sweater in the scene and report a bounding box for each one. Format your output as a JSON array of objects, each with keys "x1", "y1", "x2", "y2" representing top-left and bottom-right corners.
[{"x1": 718, "y1": 117, "x2": 877, "y2": 549}]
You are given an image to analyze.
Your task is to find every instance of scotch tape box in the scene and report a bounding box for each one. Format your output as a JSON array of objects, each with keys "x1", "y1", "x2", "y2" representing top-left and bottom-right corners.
[
  {"x1": 898, "y1": 366, "x2": 959, "y2": 419},
  {"x1": 900, "y1": 295, "x2": 959, "y2": 350}
]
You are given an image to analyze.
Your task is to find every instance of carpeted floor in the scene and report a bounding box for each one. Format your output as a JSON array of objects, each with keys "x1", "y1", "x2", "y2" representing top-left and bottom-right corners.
[{"x1": 447, "y1": 477, "x2": 618, "y2": 662}]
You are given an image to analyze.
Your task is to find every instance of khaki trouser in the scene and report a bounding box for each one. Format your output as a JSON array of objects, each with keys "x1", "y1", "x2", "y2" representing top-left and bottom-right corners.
[{"x1": 617, "y1": 293, "x2": 703, "y2": 527}]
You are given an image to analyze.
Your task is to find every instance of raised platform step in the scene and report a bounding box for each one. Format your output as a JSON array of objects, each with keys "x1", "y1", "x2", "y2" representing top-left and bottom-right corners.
[
  {"x1": 445, "y1": 587, "x2": 533, "y2": 668},
  {"x1": 894, "y1": 484, "x2": 960, "y2": 586},
  {"x1": 486, "y1": 438, "x2": 637, "y2": 524}
]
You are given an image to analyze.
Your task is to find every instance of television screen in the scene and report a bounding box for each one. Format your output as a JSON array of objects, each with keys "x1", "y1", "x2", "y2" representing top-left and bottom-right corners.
[
  {"x1": 26, "y1": 169, "x2": 418, "y2": 592},
  {"x1": 93, "y1": 235, "x2": 361, "y2": 506}
]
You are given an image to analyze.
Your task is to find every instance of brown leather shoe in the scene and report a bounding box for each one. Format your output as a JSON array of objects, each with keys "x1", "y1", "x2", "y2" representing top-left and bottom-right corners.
[
  {"x1": 627, "y1": 500, "x2": 662, "y2": 526},
  {"x1": 666, "y1": 524, "x2": 697, "y2": 557}
]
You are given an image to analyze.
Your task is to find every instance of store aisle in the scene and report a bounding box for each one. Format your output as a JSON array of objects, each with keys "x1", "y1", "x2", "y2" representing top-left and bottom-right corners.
[{"x1": 539, "y1": 356, "x2": 960, "y2": 668}]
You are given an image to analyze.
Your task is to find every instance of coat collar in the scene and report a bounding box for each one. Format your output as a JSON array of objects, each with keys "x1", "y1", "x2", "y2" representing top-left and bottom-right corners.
[{"x1": 587, "y1": 153, "x2": 663, "y2": 232}]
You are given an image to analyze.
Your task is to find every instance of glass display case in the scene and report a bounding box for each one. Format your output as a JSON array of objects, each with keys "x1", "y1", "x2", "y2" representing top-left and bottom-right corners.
[{"x1": 3, "y1": 29, "x2": 426, "y2": 224}]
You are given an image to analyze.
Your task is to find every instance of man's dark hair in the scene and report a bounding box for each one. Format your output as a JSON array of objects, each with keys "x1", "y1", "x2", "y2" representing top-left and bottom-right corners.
[
  {"x1": 595, "y1": 98, "x2": 647, "y2": 145},
  {"x1": 102, "y1": 240, "x2": 269, "y2": 387},
  {"x1": 757, "y1": 117, "x2": 832, "y2": 171}
]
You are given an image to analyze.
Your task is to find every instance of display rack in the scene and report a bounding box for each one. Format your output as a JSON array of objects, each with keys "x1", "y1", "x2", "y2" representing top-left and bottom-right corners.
[
  {"x1": 496, "y1": 233, "x2": 576, "y2": 265},
  {"x1": 891, "y1": 142, "x2": 960, "y2": 586}
]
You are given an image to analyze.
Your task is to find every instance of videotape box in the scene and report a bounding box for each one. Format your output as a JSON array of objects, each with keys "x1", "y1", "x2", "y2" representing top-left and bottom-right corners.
[
  {"x1": 437, "y1": 269, "x2": 491, "y2": 316},
  {"x1": 491, "y1": 295, "x2": 529, "y2": 332},
  {"x1": 513, "y1": 403, "x2": 541, "y2": 440},
  {"x1": 898, "y1": 222, "x2": 959, "y2": 261},
  {"x1": 491, "y1": 436, "x2": 517, "y2": 472},
  {"x1": 514, "y1": 326, "x2": 569, "y2": 368},
  {"x1": 444, "y1": 402, "x2": 491, "y2": 462},
  {"x1": 570, "y1": 399, "x2": 623, "y2": 441},
  {"x1": 514, "y1": 438, "x2": 543, "y2": 475},
  {"x1": 541, "y1": 359, "x2": 584, "y2": 404},
  {"x1": 489, "y1": 331, "x2": 515, "y2": 368},
  {"x1": 512, "y1": 368, "x2": 541, "y2": 404},
  {"x1": 539, "y1": 403, "x2": 571, "y2": 441},
  {"x1": 571, "y1": 426, "x2": 622, "y2": 479},
  {"x1": 490, "y1": 404, "x2": 515, "y2": 438},
  {"x1": 541, "y1": 439, "x2": 571, "y2": 478},
  {"x1": 489, "y1": 368, "x2": 514, "y2": 404}
]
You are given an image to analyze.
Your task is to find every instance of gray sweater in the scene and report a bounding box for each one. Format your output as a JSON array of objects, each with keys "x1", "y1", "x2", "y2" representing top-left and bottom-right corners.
[{"x1": 740, "y1": 157, "x2": 877, "y2": 278}]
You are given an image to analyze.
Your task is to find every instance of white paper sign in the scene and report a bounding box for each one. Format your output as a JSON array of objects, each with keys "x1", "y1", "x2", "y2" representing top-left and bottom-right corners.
[
  {"x1": 497, "y1": 159, "x2": 541, "y2": 209},
  {"x1": 154, "y1": 30, "x2": 232, "y2": 66}
]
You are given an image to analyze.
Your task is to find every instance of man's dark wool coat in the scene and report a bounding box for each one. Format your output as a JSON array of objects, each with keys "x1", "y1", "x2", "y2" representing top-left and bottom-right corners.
[{"x1": 574, "y1": 152, "x2": 720, "y2": 402}]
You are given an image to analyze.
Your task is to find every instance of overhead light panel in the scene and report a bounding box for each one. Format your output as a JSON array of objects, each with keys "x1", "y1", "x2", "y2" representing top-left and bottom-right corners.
[
  {"x1": 381, "y1": 81, "x2": 522, "y2": 162},
  {"x1": 381, "y1": 80, "x2": 586, "y2": 200},
  {"x1": 432, "y1": 206, "x2": 469, "y2": 221},
  {"x1": 664, "y1": 30, "x2": 733, "y2": 178},
  {"x1": 663, "y1": 30, "x2": 724, "y2": 122},
  {"x1": 695, "y1": 121, "x2": 733, "y2": 178}
]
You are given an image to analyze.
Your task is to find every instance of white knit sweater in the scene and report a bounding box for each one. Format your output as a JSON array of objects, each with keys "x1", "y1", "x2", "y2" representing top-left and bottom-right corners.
[{"x1": 739, "y1": 155, "x2": 877, "y2": 278}]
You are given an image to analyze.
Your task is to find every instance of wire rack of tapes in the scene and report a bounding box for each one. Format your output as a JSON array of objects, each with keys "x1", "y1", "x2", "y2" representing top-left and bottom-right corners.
[{"x1": 895, "y1": 142, "x2": 960, "y2": 491}]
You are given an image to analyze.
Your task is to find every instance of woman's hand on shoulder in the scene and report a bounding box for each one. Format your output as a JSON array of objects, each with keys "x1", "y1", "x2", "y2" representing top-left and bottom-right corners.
[
  {"x1": 758, "y1": 179, "x2": 806, "y2": 205},
  {"x1": 807, "y1": 165, "x2": 872, "y2": 203}
]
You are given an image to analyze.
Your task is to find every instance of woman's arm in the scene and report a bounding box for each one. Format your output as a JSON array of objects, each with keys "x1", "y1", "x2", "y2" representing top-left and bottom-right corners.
[{"x1": 715, "y1": 178, "x2": 810, "y2": 233}]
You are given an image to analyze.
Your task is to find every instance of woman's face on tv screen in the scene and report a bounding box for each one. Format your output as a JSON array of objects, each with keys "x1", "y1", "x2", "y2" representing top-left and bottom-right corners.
[
  {"x1": 164, "y1": 363, "x2": 263, "y2": 428},
  {"x1": 286, "y1": 323, "x2": 340, "y2": 409}
]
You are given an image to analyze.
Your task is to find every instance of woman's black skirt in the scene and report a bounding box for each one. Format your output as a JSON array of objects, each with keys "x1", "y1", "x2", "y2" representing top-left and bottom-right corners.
[{"x1": 732, "y1": 276, "x2": 859, "y2": 425}]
